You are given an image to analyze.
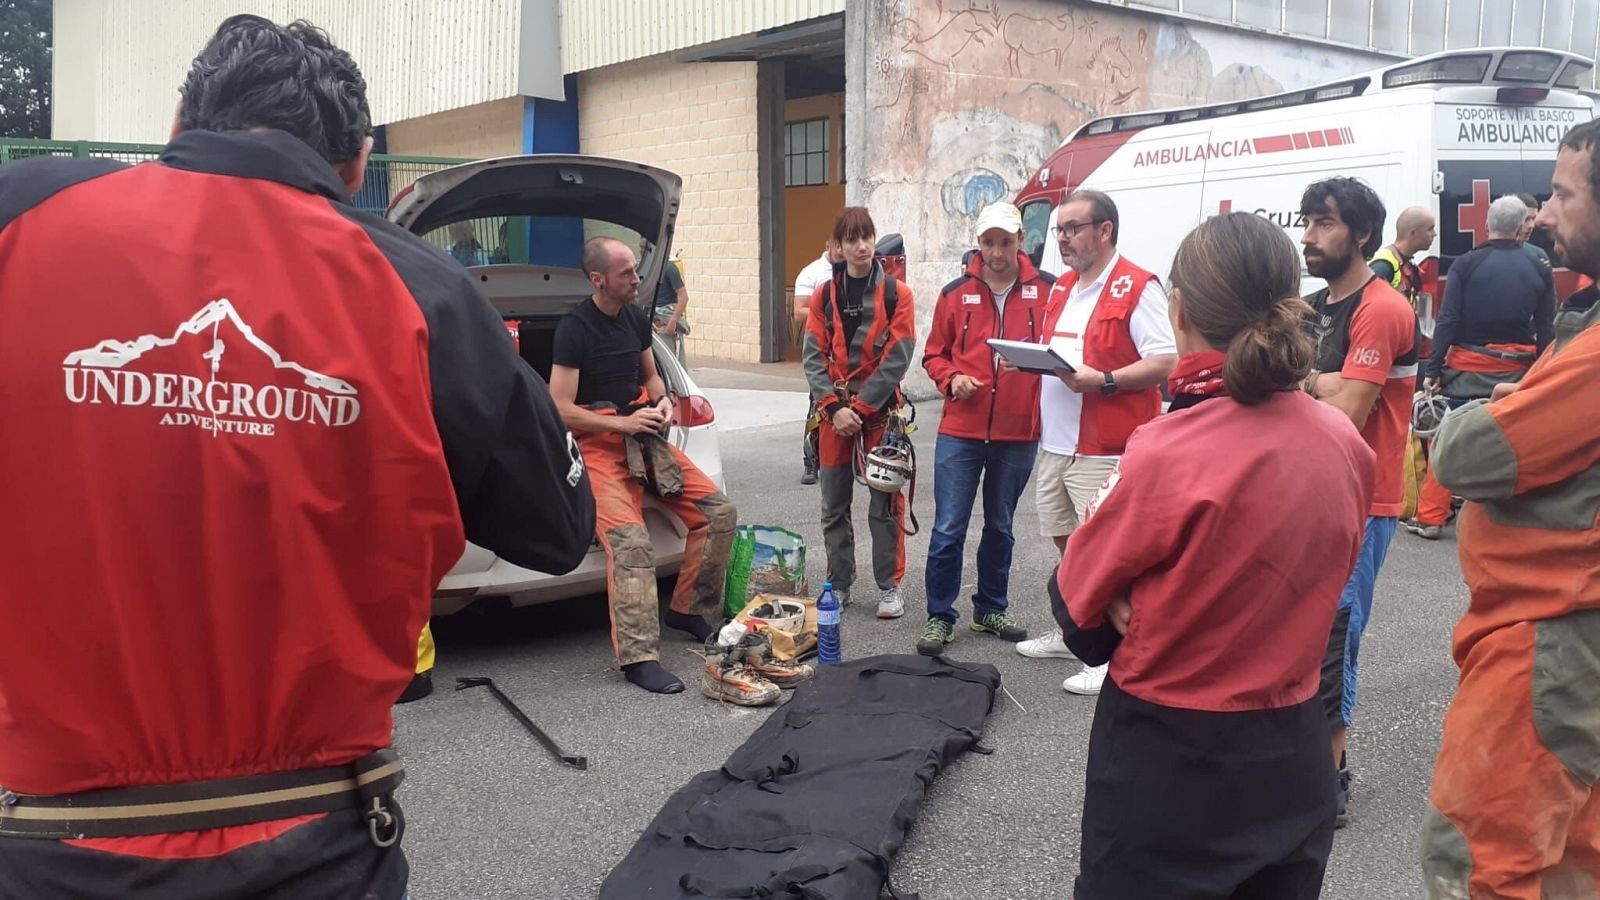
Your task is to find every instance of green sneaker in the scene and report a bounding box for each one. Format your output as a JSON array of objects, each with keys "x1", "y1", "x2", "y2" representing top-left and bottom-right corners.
[
  {"x1": 971, "y1": 612, "x2": 1028, "y2": 642},
  {"x1": 916, "y1": 617, "x2": 956, "y2": 656}
]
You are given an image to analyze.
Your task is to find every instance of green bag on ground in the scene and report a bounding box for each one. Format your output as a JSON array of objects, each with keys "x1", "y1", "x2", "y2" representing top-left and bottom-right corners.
[{"x1": 723, "y1": 525, "x2": 807, "y2": 618}]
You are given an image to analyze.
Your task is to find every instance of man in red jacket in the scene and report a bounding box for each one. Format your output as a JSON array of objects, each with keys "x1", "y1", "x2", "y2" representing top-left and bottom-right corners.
[
  {"x1": 1014, "y1": 189, "x2": 1177, "y2": 696},
  {"x1": 917, "y1": 202, "x2": 1053, "y2": 655},
  {"x1": 0, "y1": 16, "x2": 594, "y2": 898}
]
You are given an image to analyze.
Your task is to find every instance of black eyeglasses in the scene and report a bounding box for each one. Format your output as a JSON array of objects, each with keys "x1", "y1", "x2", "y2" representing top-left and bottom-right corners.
[{"x1": 1051, "y1": 220, "x2": 1107, "y2": 239}]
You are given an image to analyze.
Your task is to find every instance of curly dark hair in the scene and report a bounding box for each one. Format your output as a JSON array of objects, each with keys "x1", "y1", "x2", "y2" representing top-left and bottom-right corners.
[
  {"x1": 179, "y1": 15, "x2": 372, "y2": 164},
  {"x1": 1299, "y1": 177, "x2": 1387, "y2": 259}
]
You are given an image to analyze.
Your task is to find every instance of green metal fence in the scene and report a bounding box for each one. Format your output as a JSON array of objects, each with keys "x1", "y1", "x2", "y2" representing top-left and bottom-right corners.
[{"x1": 0, "y1": 138, "x2": 467, "y2": 216}]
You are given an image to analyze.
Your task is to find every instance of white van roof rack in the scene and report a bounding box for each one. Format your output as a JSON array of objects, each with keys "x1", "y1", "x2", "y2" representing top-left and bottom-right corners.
[{"x1": 1072, "y1": 47, "x2": 1595, "y2": 140}]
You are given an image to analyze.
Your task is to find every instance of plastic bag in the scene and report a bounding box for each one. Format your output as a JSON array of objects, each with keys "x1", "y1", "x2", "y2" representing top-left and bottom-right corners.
[{"x1": 723, "y1": 526, "x2": 807, "y2": 618}]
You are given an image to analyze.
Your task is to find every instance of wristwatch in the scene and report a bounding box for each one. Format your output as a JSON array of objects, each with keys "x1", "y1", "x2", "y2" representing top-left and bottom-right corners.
[{"x1": 1101, "y1": 371, "x2": 1118, "y2": 396}]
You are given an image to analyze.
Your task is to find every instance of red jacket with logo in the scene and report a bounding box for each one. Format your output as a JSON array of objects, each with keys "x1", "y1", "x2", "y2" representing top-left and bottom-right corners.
[
  {"x1": 922, "y1": 252, "x2": 1053, "y2": 441},
  {"x1": 1060, "y1": 388, "x2": 1375, "y2": 711},
  {"x1": 1044, "y1": 255, "x2": 1165, "y2": 455},
  {"x1": 0, "y1": 131, "x2": 595, "y2": 861}
]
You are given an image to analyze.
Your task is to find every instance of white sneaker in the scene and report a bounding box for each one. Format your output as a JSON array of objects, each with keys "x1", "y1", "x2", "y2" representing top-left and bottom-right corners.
[
  {"x1": 877, "y1": 585, "x2": 905, "y2": 619},
  {"x1": 1063, "y1": 663, "x2": 1108, "y2": 695},
  {"x1": 1015, "y1": 629, "x2": 1076, "y2": 659}
]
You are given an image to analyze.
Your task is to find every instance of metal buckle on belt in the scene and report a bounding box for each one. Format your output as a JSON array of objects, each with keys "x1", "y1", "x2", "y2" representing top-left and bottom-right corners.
[{"x1": 0, "y1": 749, "x2": 405, "y2": 843}]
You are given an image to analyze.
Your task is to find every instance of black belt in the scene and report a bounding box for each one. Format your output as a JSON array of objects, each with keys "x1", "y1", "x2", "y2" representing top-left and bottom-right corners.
[{"x1": 0, "y1": 749, "x2": 404, "y2": 844}]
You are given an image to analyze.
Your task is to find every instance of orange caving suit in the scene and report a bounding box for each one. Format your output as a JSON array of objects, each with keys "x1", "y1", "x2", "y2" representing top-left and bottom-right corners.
[
  {"x1": 1421, "y1": 289, "x2": 1600, "y2": 899},
  {"x1": 800, "y1": 260, "x2": 916, "y2": 598}
]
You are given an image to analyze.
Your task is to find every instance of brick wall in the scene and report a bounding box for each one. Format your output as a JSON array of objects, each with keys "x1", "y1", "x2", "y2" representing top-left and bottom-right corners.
[
  {"x1": 580, "y1": 56, "x2": 762, "y2": 363},
  {"x1": 384, "y1": 97, "x2": 524, "y2": 161}
]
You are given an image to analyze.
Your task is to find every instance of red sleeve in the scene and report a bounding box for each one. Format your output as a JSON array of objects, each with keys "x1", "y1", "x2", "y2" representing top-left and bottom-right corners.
[
  {"x1": 921, "y1": 289, "x2": 958, "y2": 396},
  {"x1": 1058, "y1": 440, "x2": 1190, "y2": 628},
  {"x1": 1340, "y1": 289, "x2": 1414, "y2": 386}
]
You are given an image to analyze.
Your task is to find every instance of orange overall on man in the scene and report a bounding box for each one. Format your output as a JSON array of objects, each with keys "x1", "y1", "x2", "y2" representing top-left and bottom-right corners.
[
  {"x1": 1420, "y1": 119, "x2": 1600, "y2": 900},
  {"x1": 801, "y1": 207, "x2": 917, "y2": 618},
  {"x1": 550, "y1": 237, "x2": 737, "y2": 696}
]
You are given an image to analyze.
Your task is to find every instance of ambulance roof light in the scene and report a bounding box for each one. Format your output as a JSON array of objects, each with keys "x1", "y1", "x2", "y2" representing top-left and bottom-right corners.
[
  {"x1": 1383, "y1": 54, "x2": 1492, "y2": 88},
  {"x1": 1312, "y1": 82, "x2": 1364, "y2": 101},
  {"x1": 1557, "y1": 59, "x2": 1593, "y2": 89},
  {"x1": 1496, "y1": 51, "x2": 1563, "y2": 84}
]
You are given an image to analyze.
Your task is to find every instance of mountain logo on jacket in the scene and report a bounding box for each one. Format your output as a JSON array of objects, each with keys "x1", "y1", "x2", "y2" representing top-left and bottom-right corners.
[{"x1": 61, "y1": 298, "x2": 361, "y2": 438}]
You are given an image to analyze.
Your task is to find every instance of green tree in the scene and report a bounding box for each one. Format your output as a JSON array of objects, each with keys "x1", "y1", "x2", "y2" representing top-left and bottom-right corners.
[{"x1": 0, "y1": 0, "x2": 50, "y2": 139}]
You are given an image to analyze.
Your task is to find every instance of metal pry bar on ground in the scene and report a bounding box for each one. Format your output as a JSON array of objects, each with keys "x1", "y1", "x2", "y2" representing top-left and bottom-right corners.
[{"x1": 455, "y1": 676, "x2": 589, "y2": 771}]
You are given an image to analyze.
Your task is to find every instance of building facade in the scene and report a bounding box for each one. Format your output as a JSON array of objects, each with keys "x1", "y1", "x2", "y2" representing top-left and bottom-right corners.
[{"x1": 51, "y1": 0, "x2": 1599, "y2": 366}]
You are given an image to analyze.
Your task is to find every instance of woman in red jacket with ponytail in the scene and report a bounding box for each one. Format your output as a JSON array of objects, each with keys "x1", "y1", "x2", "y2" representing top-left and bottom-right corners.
[{"x1": 1055, "y1": 212, "x2": 1375, "y2": 899}]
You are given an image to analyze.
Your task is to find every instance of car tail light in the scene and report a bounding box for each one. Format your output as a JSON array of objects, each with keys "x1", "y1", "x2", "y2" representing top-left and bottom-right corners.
[{"x1": 675, "y1": 394, "x2": 715, "y2": 428}]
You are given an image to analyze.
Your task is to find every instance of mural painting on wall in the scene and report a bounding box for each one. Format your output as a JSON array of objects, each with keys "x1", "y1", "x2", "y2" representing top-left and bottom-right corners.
[{"x1": 863, "y1": 0, "x2": 1384, "y2": 265}]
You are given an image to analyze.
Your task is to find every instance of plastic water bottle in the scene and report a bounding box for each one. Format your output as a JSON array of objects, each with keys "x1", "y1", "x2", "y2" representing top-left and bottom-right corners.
[{"x1": 817, "y1": 582, "x2": 842, "y2": 666}]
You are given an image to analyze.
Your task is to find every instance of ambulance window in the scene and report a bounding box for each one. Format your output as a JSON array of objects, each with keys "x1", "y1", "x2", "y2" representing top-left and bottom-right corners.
[{"x1": 1021, "y1": 200, "x2": 1053, "y2": 267}]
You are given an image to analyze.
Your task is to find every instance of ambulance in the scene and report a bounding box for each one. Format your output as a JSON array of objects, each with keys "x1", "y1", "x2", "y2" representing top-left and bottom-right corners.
[{"x1": 1018, "y1": 47, "x2": 1597, "y2": 314}]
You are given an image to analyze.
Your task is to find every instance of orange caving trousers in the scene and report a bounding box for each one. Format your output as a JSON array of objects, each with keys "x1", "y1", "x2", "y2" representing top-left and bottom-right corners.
[
  {"x1": 1422, "y1": 614, "x2": 1600, "y2": 899},
  {"x1": 1417, "y1": 462, "x2": 1455, "y2": 527},
  {"x1": 580, "y1": 429, "x2": 736, "y2": 667},
  {"x1": 815, "y1": 416, "x2": 906, "y2": 598}
]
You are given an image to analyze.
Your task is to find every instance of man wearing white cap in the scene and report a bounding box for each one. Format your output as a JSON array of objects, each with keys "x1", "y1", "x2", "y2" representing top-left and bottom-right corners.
[
  {"x1": 1014, "y1": 189, "x2": 1177, "y2": 695},
  {"x1": 917, "y1": 202, "x2": 1055, "y2": 655}
]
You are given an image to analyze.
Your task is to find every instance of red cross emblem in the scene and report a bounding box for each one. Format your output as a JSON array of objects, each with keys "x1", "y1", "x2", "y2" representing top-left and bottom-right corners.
[
  {"x1": 1457, "y1": 179, "x2": 1492, "y2": 247},
  {"x1": 1108, "y1": 275, "x2": 1134, "y2": 298}
]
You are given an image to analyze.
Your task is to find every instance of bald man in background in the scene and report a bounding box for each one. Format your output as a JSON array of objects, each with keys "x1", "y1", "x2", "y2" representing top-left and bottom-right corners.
[{"x1": 1371, "y1": 206, "x2": 1438, "y2": 338}]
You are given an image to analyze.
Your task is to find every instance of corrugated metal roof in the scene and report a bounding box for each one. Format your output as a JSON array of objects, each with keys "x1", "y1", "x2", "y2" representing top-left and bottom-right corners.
[
  {"x1": 560, "y1": 0, "x2": 847, "y2": 73},
  {"x1": 54, "y1": 0, "x2": 529, "y2": 142}
]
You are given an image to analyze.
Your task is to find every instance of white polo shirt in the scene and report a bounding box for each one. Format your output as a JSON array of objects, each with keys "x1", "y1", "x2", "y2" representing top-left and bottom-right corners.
[
  {"x1": 794, "y1": 253, "x2": 834, "y2": 306},
  {"x1": 1039, "y1": 253, "x2": 1176, "y2": 457}
]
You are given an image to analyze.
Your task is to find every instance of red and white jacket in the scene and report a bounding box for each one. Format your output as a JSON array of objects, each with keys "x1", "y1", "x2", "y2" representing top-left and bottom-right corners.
[
  {"x1": 922, "y1": 252, "x2": 1054, "y2": 441},
  {"x1": 1042, "y1": 255, "x2": 1167, "y2": 456}
]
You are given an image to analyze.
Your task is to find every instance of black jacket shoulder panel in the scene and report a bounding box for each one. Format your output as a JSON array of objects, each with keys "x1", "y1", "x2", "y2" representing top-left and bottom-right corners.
[
  {"x1": 940, "y1": 274, "x2": 973, "y2": 298},
  {"x1": 0, "y1": 156, "x2": 129, "y2": 235}
]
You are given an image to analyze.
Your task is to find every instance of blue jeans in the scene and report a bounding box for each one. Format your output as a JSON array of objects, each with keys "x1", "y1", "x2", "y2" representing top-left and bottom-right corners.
[
  {"x1": 1323, "y1": 515, "x2": 1398, "y2": 729},
  {"x1": 924, "y1": 435, "x2": 1038, "y2": 623}
]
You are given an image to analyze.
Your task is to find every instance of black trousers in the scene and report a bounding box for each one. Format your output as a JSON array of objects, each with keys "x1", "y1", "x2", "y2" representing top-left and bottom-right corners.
[
  {"x1": 1075, "y1": 678, "x2": 1335, "y2": 900},
  {"x1": 0, "y1": 806, "x2": 407, "y2": 900}
]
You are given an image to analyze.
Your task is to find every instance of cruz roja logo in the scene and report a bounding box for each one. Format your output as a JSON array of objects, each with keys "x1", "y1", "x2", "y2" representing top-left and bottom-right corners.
[{"x1": 61, "y1": 298, "x2": 360, "y2": 438}]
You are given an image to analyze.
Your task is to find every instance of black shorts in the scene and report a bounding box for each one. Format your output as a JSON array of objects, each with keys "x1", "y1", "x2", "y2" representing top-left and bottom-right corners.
[{"x1": 1075, "y1": 678, "x2": 1336, "y2": 900}]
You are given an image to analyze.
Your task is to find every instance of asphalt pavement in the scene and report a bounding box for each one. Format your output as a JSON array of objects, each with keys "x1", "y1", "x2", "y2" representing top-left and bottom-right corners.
[{"x1": 395, "y1": 385, "x2": 1467, "y2": 899}]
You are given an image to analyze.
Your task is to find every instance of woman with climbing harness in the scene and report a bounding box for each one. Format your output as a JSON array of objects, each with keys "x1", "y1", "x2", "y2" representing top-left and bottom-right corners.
[
  {"x1": 801, "y1": 206, "x2": 918, "y2": 620},
  {"x1": 1055, "y1": 213, "x2": 1375, "y2": 899}
]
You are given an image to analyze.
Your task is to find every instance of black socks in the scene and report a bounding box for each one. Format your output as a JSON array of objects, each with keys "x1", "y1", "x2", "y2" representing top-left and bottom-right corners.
[
  {"x1": 664, "y1": 610, "x2": 715, "y2": 642},
  {"x1": 623, "y1": 660, "x2": 684, "y2": 694}
]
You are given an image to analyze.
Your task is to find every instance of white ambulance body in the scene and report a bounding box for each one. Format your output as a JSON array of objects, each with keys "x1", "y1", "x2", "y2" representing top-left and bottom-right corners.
[{"x1": 1018, "y1": 47, "x2": 1596, "y2": 312}]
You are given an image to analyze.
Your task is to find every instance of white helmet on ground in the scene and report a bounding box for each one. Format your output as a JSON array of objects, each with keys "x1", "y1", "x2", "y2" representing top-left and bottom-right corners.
[{"x1": 1413, "y1": 392, "x2": 1452, "y2": 439}]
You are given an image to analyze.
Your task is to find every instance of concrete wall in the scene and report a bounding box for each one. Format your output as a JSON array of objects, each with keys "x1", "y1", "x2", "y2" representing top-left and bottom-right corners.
[
  {"x1": 848, "y1": 0, "x2": 1393, "y2": 395},
  {"x1": 579, "y1": 56, "x2": 763, "y2": 363}
]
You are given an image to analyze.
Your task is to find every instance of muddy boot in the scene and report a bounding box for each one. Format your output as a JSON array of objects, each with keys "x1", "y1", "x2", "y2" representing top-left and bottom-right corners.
[
  {"x1": 746, "y1": 656, "x2": 816, "y2": 689},
  {"x1": 701, "y1": 659, "x2": 781, "y2": 706}
]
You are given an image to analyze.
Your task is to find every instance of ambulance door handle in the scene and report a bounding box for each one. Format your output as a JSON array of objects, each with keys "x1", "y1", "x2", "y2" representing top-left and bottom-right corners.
[{"x1": 1432, "y1": 171, "x2": 1444, "y2": 195}]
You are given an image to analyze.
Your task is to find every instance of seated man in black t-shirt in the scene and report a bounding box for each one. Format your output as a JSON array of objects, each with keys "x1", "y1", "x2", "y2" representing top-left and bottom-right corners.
[{"x1": 548, "y1": 237, "x2": 737, "y2": 694}]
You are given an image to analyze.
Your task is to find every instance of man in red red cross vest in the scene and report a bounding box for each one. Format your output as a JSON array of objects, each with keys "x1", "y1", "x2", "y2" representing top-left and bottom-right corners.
[{"x1": 1013, "y1": 188, "x2": 1178, "y2": 697}]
